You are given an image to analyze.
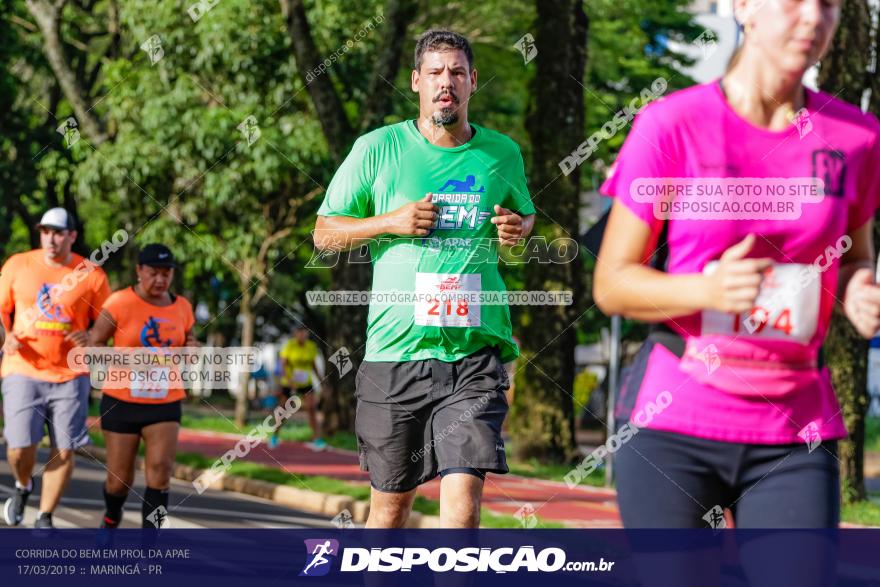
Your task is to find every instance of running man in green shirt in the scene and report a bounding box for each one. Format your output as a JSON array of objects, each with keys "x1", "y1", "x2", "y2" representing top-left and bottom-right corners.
[{"x1": 314, "y1": 30, "x2": 535, "y2": 528}]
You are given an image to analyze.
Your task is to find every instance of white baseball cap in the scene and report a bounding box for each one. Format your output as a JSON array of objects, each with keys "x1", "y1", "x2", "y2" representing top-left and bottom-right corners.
[{"x1": 36, "y1": 208, "x2": 76, "y2": 231}]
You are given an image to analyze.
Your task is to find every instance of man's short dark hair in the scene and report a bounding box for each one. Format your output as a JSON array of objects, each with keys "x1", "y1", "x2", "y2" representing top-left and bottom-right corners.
[{"x1": 414, "y1": 30, "x2": 474, "y2": 72}]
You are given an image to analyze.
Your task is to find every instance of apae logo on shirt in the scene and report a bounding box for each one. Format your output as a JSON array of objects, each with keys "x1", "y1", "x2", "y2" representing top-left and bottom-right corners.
[
  {"x1": 34, "y1": 283, "x2": 72, "y2": 335},
  {"x1": 140, "y1": 316, "x2": 174, "y2": 349}
]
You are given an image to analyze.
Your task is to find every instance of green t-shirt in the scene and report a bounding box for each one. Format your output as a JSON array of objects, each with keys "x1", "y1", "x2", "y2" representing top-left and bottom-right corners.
[{"x1": 317, "y1": 120, "x2": 535, "y2": 363}]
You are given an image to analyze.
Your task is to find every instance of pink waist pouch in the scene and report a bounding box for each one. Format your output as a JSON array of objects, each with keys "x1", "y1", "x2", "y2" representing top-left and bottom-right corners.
[{"x1": 678, "y1": 334, "x2": 821, "y2": 398}]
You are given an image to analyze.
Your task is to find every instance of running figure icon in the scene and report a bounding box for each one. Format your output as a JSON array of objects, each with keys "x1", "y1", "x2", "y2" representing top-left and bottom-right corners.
[
  {"x1": 438, "y1": 174, "x2": 484, "y2": 192},
  {"x1": 302, "y1": 540, "x2": 336, "y2": 575}
]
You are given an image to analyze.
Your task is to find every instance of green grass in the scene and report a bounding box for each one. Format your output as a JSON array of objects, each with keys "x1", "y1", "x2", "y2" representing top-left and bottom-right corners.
[
  {"x1": 177, "y1": 412, "x2": 359, "y2": 452},
  {"x1": 841, "y1": 493, "x2": 880, "y2": 526},
  {"x1": 842, "y1": 501, "x2": 880, "y2": 526},
  {"x1": 91, "y1": 402, "x2": 359, "y2": 451},
  {"x1": 507, "y1": 456, "x2": 606, "y2": 487},
  {"x1": 91, "y1": 400, "x2": 324, "y2": 443},
  {"x1": 175, "y1": 451, "x2": 373, "y2": 499},
  {"x1": 479, "y1": 509, "x2": 566, "y2": 529},
  {"x1": 179, "y1": 414, "x2": 248, "y2": 435}
]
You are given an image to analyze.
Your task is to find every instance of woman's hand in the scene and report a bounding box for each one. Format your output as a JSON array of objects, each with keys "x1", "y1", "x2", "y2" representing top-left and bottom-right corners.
[{"x1": 702, "y1": 234, "x2": 773, "y2": 314}]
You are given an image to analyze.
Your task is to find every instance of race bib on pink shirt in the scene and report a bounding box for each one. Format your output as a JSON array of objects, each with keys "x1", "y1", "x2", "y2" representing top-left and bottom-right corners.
[{"x1": 700, "y1": 262, "x2": 821, "y2": 345}]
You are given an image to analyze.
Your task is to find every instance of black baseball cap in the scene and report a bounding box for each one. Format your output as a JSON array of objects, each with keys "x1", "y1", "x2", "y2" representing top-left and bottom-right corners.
[{"x1": 138, "y1": 244, "x2": 178, "y2": 268}]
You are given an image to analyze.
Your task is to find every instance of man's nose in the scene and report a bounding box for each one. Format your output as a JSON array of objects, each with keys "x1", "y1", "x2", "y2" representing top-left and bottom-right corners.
[{"x1": 438, "y1": 68, "x2": 454, "y2": 87}]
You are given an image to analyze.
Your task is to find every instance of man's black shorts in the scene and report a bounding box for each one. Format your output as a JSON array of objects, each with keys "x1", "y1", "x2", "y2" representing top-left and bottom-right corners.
[{"x1": 354, "y1": 346, "x2": 510, "y2": 492}]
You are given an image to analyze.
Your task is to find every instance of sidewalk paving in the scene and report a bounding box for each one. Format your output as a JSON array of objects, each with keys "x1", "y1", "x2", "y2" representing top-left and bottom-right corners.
[{"x1": 171, "y1": 426, "x2": 622, "y2": 528}]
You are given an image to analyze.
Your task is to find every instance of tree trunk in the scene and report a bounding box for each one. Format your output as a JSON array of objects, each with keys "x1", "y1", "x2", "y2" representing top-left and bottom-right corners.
[
  {"x1": 281, "y1": 0, "x2": 417, "y2": 434},
  {"x1": 825, "y1": 308, "x2": 869, "y2": 502},
  {"x1": 234, "y1": 292, "x2": 256, "y2": 428},
  {"x1": 319, "y1": 333, "x2": 357, "y2": 434},
  {"x1": 279, "y1": 0, "x2": 355, "y2": 162},
  {"x1": 26, "y1": 0, "x2": 108, "y2": 145},
  {"x1": 512, "y1": 0, "x2": 588, "y2": 462},
  {"x1": 319, "y1": 260, "x2": 364, "y2": 435},
  {"x1": 817, "y1": 0, "x2": 875, "y2": 503},
  {"x1": 359, "y1": 0, "x2": 419, "y2": 133}
]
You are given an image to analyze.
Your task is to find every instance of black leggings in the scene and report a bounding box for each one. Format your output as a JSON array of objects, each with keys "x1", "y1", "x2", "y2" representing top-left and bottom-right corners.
[{"x1": 615, "y1": 427, "x2": 840, "y2": 528}]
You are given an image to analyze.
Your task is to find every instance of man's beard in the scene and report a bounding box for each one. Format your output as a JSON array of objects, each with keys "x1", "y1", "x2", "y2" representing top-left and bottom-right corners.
[
  {"x1": 431, "y1": 90, "x2": 461, "y2": 126},
  {"x1": 431, "y1": 108, "x2": 459, "y2": 126}
]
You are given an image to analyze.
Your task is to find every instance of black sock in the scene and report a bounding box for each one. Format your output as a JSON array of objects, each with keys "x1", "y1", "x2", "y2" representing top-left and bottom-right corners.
[
  {"x1": 142, "y1": 487, "x2": 169, "y2": 529},
  {"x1": 103, "y1": 488, "x2": 128, "y2": 524}
]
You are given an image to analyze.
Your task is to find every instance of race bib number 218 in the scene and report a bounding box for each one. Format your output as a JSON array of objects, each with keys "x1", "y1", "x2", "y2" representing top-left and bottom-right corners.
[{"x1": 415, "y1": 273, "x2": 481, "y2": 327}]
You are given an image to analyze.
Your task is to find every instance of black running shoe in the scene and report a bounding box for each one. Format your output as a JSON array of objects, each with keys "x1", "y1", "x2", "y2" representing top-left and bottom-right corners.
[
  {"x1": 3, "y1": 485, "x2": 30, "y2": 526},
  {"x1": 34, "y1": 512, "x2": 54, "y2": 530}
]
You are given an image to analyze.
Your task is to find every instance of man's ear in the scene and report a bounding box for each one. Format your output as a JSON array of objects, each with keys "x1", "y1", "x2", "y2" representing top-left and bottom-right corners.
[
  {"x1": 411, "y1": 69, "x2": 420, "y2": 92},
  {"x1": 69, "y1": 230, "x2": 78, "y2": 243},
  {"x1": 470, "y1": 68, "x2": 478, "y2": 94}
]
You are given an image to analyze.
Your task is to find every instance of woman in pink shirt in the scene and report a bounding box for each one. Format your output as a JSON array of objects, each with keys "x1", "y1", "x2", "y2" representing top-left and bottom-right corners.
[{"x1": 595, "y1": 0, "x2": 880, "y2": 528}]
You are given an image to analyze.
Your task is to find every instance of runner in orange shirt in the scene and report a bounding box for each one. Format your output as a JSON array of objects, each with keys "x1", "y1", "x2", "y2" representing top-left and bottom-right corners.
[
  {"x1": 0, "y1": 208, "x2": 111, "y2": 529},
  {"x1": 89, "y1": 244, "x2": 196, "y2": 529}
]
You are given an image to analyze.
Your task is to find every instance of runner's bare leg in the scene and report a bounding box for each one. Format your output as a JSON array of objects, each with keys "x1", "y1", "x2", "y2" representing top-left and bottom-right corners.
[
  {"x1": 366, "y1": 487, "x2": 417, "y2": 528},
  {"x1": 39, "y1": 448, "x2": 74, "y2": 513},
  {"x1": 6, "y1": 445, "x2": 36, "y2": 488},
  {"x1": 439, "y1": 473, "x2": 483, "y2": 528}
]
